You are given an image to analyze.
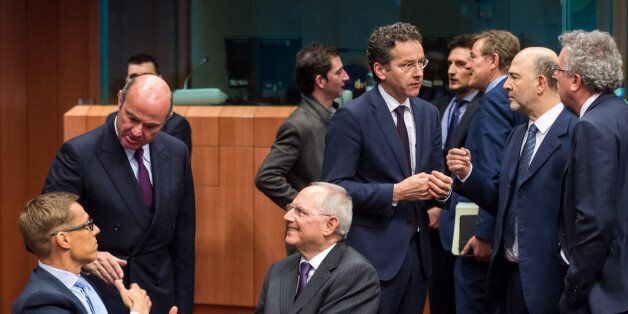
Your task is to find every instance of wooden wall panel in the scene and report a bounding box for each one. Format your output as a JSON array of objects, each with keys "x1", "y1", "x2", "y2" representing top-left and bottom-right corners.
[
  {"x1": 219, "y1": 107, "x2": 256, "y2": 147},
  {"x1": 187, "y1": 106, "x2": 221, "y2": 147}
]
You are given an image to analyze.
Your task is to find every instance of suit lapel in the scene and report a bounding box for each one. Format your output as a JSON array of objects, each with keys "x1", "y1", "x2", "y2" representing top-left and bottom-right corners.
[
  {"x1": 521, "y1": 109, "x2": 571, "y2": 183},
  {"x1": 411, "y1": 100, "x2": 426, "y2": 173},
  {"x1": 292, "y1": 243, "x2": 346, "y2": 312},
  {"x1": 281, "y1": 257, "x2": 300, "y2": 313},
  {"x1": 149, "y1": 137, "x2": 170, "y2": 225},
  {"x1": 96, "y1": 122, "x2": 151, "y2": 231},
  {"x1": 34, "y1": 267, "x2": 89, "y2": 314},
  {"x1": 370, "y1": 89, "x2": 411, "y2": 177},
  {"x1": 506, "y1": 126, "x2": 527, "y2": 186},
  {"x1": 452, "y1": 92, "x2": 482, "y2": 148}
]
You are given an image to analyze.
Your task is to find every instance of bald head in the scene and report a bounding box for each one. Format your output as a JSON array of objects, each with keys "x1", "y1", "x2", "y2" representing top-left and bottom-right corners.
[
  {"x1": 504, "y1": 47, "x2": 560, "y2": 120},
  {"x1": 115, "y1": 74, "x2": 173, "y2": 150}
]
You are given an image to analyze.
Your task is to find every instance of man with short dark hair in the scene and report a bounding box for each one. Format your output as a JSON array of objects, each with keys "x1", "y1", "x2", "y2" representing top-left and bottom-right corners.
[
  {"x1": 44, "y1": 75, "x2": 195, "y2": 314},
  {"x1": 555, "y1": 30, "x2": 627, "y2": 314},
  {"x1": 427, "y1": 34, "x2": 482, "y2": 314},
  {"x1": 255, "y1": 43, "x2": 349, "y2": 254},
  {"x1": 322, "y1": 22, "x2": 453, "y2": 313},
  {"x1": 107, "y1": 53, "x2": 192, "y2": 153},
  {"x1": 256, "y1": 183, "x2": 380, "y2": 313},
  {"x1": 13, "y1": 192, "x2": 165, "y2": 314}
]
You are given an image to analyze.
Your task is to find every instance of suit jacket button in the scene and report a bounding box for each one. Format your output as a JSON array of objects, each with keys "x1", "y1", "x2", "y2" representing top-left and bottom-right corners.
[
  {"x1": 406, "y1": 221, "x2": 412, "y2": 226},
  {"x1": 113, "y1": 224, "x2": 120, "y2": 232},
  {"x1": 155, "y1": 280, "x2": 161, "y2": 287}
]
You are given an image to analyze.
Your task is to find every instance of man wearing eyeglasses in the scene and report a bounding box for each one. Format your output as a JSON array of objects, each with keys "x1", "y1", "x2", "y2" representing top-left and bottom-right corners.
[
  {"x1": 555, "y1": 30, "x2": 628, "y2": 314},
  {"x1": 13, "y1": 192, "x2": 178, "y2": 314},
  {"x1": 256, "y1": 182, "x2": 380, "y2": 313},
  {"x1": 322, "y1": 22, "x2": 453, "y2": 314},
  {"x1": 43, "y1": 75, "x2": 195, "y2": 314}
]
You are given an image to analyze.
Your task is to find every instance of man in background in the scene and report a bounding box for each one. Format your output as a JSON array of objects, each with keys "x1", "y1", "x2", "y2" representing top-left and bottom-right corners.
[
  {"x1": 44, "y1": 75, "x2": 195, "y2": 314},
  {"x1": 256, "y1": 183, "x2": 380, "y2": 313},
  {"x1": 556, "y1": 30, "x2": 627, "y2": 314},
  {"x1": 255, "y1": 43, "x2": 348, "y2": 254},
  {"x1": 427, "y1": 34, "x2": 481, "y2": 314},
  {"x1": 107, "y1": 53, "x2": 192, "y2": 153}
]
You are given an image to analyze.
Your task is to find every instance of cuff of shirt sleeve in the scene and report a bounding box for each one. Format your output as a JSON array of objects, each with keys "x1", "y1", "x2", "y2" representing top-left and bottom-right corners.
[{"x1": 458, "y1": 163, "x2": 473, "y2": 182}]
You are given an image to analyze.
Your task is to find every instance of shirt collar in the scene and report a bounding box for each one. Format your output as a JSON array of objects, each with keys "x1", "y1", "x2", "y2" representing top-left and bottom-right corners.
[
  {"x1": 113, "y1": 115, "x2": 151, "y2": 163},
  {"x1": 38, "y1": 261, "x2": 81, "y2": 290},
  {"x1": 378, "y1": 84, "x2": 411, "y2": 113},
  {"x1": 530, "y1": 102, "x2": 564, "y2": 135},
  {"x1": 486, "y1": 74, "x2": 508, "y2": 93},
  {"x1": 579, "y1": 93, "x2": 601, "y2": 118},
  {"x1": 459, "y1": 90, "x2": 480, "y2": 102},
  {"x1": 299, "y1": 242, "x2": 337, "y2": 271}
]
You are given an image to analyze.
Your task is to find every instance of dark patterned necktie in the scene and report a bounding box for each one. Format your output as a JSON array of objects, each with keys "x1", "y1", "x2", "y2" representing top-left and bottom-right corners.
[
  {"x1": 134, "y1": 148, "x2": 153, "y2": 211},
  {"x1": 394, "y1": 106, "x2": 411, "y2": 172},
  {"x1": 445, "y1": 99, "x2": 467, "y2": 148}
]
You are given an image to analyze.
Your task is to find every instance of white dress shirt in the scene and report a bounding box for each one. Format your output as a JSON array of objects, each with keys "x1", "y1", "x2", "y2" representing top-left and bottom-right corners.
[{"x1": 378, "y1": 84, "x2": 417, "y2": 174}]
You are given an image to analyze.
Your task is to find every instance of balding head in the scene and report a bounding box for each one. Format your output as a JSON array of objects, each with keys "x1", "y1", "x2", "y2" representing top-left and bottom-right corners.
[
  {"x1": 504, "y1": 47, "x2": 560, "y2": 120},
  {"x1": 116, "y1": 74, "x2": 173, "y2": 150}
]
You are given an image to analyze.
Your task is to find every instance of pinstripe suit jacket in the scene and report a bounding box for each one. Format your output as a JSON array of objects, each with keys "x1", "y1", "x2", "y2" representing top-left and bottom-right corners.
[{"x1": 255, "y1": 242, "x2": 380, "y2": 313}]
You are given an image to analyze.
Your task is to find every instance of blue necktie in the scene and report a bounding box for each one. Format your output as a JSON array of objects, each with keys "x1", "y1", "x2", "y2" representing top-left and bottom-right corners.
[
  {"x1": 503, "y1": 124, "x2": 538, "y2": 249},
  {"x1": 444, "y1": 99, "x2": 467, "y2": 148},
  {"x1": 74, "y1": 276, "x2": 108, "y2": 314},
  {"x1": 295, "y1": 262, "x2": 312, "y2": 299}
]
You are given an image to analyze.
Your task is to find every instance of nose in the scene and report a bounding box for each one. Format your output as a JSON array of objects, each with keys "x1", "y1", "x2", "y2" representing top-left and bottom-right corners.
[
  {"x1": 448, "y1": 63, "x2": 455, "y2": 75},
  {"x1": 284, "y1": 208, "x2": 295, "y2": 222},
  {"x1": 503, "y1": 77, "x2": 513, "y2": 91},
  {"x1": 131, "y1": 124, "x2": 143, "y2": 137},
  {"x1": 341, "y1": 69, "x2": 349, "y2": 82},
  {"x1": 93, "y1": 224, "x2": 101, "y2": 235}
]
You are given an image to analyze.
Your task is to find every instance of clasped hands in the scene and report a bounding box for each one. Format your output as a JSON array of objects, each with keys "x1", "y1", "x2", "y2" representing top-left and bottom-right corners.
[{"x1": 393, "y1": 170, "x2": 452, "y2": 203}]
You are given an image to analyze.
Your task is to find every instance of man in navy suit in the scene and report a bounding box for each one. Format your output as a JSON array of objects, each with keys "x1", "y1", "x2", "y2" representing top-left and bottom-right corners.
[
  {"x1": 448, "y1": 30, "x2": 527, "y2": 313},
  {"x1": 322, "y1": 22, "x2": 453, "y2": 314},
  {"x1": 44, "y1": 74, "x2": 195, "y2": 314},
  {"x1": 555, "y1": 30, "x2": 627, "y2": 314},
  {"x1": 13, "y1": 192, "x2": 160, "y2": 314},
  {"x1": 448, "y1": 47, "x2": 577, "y2": 313},
  {"x1": 428, "y1": 34, "x2": 482, "y2": 314}
]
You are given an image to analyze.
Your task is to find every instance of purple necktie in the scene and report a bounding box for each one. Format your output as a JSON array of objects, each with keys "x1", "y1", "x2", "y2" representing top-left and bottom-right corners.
[
  {"x1": 394, "y1": 106, "x2": 412, "y2": 172},
  {"x1": 133, "y1": 148, "x2": 153, "y2": 211},
  {"x1": 296, "y1": 262, "x2": 312, "y2": 299}
]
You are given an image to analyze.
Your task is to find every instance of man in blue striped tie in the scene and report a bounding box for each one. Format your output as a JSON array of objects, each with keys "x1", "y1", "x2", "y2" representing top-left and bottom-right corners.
[{"x1": 13, "y1": 192, "x2": 175, "y2": 314}]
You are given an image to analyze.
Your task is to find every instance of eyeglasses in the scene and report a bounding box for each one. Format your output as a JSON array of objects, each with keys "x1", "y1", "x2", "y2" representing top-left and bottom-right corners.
[
  {"x1": 286, "y1": 204, "x2": 332, "y2": 218},
  {"x1": 50, "y1": 219, "x2": 95, "y2": 236},
  {"x1": 553, "y1": 66, "x2": 566, "y2": 76},
  {"x1": 396, "y1": 58, "x2": 429, "y2": 73}
]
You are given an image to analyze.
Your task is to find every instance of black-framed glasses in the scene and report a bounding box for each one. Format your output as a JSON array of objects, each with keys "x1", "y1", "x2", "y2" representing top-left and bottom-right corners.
[
  {"x1": 50, "y1": 219, "x2": 94, "y2": 236},
  {"x1": 286, "y1": 204, "x2": 332, "y2": 218},
  {"x1": 553, "y1": 66, "x2": 566, "y2": 76}
]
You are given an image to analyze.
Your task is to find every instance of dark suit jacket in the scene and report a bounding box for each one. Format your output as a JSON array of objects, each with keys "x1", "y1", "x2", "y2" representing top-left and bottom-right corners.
[
  {"x1": 106, "y1": 111, "x2": 192, "y2": 153},
  {"x1": 43, "y1": 120, "x2": 196, "y2": 314},
  {"x1": 255, "y1": 95, "x2": 332, "y2": 208},
  {"x1": 464, "y1": 78, "x2": 528, "y2": 241},
  {"x1": 432, "y1": 92, "x2": 482, "y2": 251},
  {"x1": 456, "y1": 108, "x2": 576, "y2": 313},
  {"x1": 13, "y1": 266, "x2": 89, "y2": 314},
  {"x1": 321, "y1": 87, "x2": 443, "y2": 281},
  {"x1": 255, "y1": 242, "x2": 380, "y2": 313},
  {"x1": 560, "y1": 92, "x2": 628, "y2": 313}
]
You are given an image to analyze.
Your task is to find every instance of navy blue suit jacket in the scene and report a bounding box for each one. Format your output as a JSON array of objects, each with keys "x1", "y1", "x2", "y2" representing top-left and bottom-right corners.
[
  {"x1": 560, "y1": 92, "x2": 628, "y2": 313},
  {"x1": 13, "y1": 266, "x2": 89, "y2": 314},
  {"x1": 43, "y1": 120, "x2": 196, "y2": 314},
  {"x1": 464, "y1": 78, "x2": 528, "y2": 241},
  {"x1": 457, "y1": 108, "x2": 576, "y2": 313},
  {"x1": 321, "y1": 87, "x2": 443, "y2": 281}
]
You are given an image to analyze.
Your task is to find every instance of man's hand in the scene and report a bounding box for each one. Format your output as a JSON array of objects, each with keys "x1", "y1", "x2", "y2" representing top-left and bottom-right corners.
[
  {"x1": 427, "y1": 206, "x2": 442, "y2": 229},
  {"x1": 114, "y1": 280, "x2": 151, "y2": 314},
  {"x1": 393, "y1": 172, "x2": 431, "y2": 202},
  {"x1": 83, "y1": 251, "x2": 127, "y2": 284},
  {"x1": 447, "y1": 148, "x2": 472, "y2": 179},
  {"x1": 460, "y1": 236, "x2": 492, "y2": 262},
  {"x1": 428, "y1": 170, "x2": 453, "y2": 199}
]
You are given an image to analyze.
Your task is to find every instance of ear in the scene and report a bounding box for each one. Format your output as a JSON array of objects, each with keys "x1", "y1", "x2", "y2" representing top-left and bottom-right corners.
[
  {"x1": 373, "y1": 62, "x2": 386, "y2": 82},
  {"x1": 54, "y1": 233, "x2": 72, "y2": 250},
  {"x1": 117, "y1": 91, "x2": 124, "y2": 110},
  {"x1": 571, "y1": 74, "x2": 582, "y2": 92},
  {"x1": 489, "y1": 53, "x2": 500, "y2": 70},
  {"x1": 536, "y1": 75, "x2": 546, "y2": 94},
  {"x1": 323, "y1": 216, "x2": 339, "y2": 237},
  {"x1": 315, "y1": 74, "x2": 326, "y2": 89}
]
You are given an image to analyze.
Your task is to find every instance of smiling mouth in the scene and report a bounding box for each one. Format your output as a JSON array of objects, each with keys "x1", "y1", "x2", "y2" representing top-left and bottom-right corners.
[{"x1": 287, "y1": 227, "x2": 299, "y2": 232}]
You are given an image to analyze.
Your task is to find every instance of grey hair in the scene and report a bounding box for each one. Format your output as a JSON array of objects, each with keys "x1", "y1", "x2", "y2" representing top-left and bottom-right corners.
[
  {"x1": 311, "y1": 182, "x2": 353, "y2": 239},
  {"x1": 535, "y1": 55, "x2": 558, "y2": 90},
  {"x1": 559, "y1": 30, "x2": 623, "y2": 93}
]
